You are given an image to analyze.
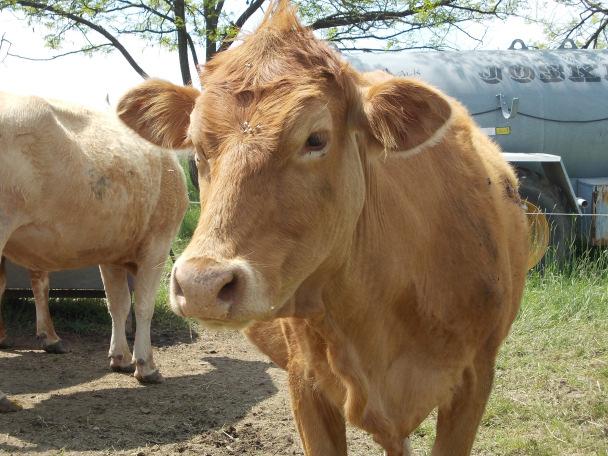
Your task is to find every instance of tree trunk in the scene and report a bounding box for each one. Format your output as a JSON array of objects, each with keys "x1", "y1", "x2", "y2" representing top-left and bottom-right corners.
[
  {"x1": 174, "y1": 0, "x2": 191, "y2": 85},
  {"x1": 205, "y1": 29, "x2": 217, "y2": 62},
  {"x1": 204, "y1": 0, "x2": 225, "y2": 62}
]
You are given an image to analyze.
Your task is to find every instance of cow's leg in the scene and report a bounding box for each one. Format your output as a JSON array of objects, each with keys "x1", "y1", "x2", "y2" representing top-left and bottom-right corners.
[
  {"x1": 431, "y1": 349, "x2": 497, "y2": 456},
  {"x1": 29, "y1": 270, "x2": 67, "y2": 353},
  {"x1": 0, "y1": 257, "x2": 8, "y2": 348},
  {"x1": 99, "y1": 264, "x2": 134, "y2": 373},
  {"x1": 1, "y1": 258, "x2": 21, "y2": 412},
  {"x1": 0, "y1": 226, "x2": 22, "y2": 412},
  {"x1": 288, "y1": 370, "x2": 347, "y2": 456},
  {"x1": 0, "y1": 261, "x2": 21, "y2": 412},
  {"x1": 132, "y1": 258, "x2": 165, "y2": 384}
]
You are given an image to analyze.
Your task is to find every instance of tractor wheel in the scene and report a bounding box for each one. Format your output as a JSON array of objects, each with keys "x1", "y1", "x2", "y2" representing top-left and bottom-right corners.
[{"x1": 517, "y1": 168, "x2": 575, "y2": 267}]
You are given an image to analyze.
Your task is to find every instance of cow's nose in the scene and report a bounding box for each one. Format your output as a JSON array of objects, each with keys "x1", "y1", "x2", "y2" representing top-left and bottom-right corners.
[{"x1": 170, "y1": 258, "x2": 244, "y2": 319}]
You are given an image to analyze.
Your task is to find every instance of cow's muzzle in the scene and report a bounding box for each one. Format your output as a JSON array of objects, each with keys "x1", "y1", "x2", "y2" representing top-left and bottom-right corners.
[{"x1": 170, "y1": 256, "x2": 268, "y2": 325}]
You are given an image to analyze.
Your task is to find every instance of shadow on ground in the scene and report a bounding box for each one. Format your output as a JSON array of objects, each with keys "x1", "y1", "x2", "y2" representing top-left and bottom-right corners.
[
  {"x1": 0, "y1": 337, "x2": 109, "y2": 395},
  {"x1": 0, "y1": 355, "x2": 278, "y2": 453}
]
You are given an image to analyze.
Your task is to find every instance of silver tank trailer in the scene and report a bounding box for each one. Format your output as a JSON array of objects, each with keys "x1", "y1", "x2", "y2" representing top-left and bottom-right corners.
[{"x1": 347, "y1": 44, "x2": 608, "y2": 179}]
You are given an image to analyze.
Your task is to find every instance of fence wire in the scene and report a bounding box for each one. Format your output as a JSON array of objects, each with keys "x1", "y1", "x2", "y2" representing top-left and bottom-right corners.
[{"x1": 188, "y1": 200, "x2": 608, "y2": 219}]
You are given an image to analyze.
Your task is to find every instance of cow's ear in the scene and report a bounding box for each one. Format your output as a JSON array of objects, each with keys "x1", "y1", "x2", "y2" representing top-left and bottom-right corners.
[
  {"x1": 117, "y1": 79, "x2": 200, "y2": 149},
  {"x1": 362, "y1": 78, "x2": 452, "y2": 154}
]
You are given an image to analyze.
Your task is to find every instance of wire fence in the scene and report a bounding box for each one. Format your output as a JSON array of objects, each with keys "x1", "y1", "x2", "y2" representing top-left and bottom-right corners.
[
  {"x1": 525, "y1": 212, "x2": 606, "y2": 217},
  {"x1": 187, "y1": 200, "x2": 608, "y2": 219}
]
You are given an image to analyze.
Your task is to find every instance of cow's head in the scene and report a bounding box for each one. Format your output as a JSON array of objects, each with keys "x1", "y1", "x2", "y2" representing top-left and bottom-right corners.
[{"x1": 117, "y1": 1, "x2": 451, "y2": 328}]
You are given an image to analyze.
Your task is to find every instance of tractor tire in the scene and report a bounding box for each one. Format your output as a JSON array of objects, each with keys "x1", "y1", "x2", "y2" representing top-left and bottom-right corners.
[{"x1": 517, "y1": 168, "x2": 575, "y2": 267}]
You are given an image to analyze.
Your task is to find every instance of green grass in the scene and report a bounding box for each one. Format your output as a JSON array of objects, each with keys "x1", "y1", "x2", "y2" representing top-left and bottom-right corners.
[
  {"x1": 174, "y1": 157, "x2": 200, "y2": 253},
  {"x1": 411, "y1": 256, "x2": 608, "y2": 455}
]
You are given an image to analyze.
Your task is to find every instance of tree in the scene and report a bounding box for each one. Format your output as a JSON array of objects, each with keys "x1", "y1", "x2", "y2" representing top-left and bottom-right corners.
[
  {"x1": 540, "y1": 0, "x2": 607, "y2": 48},
  {"x1": 0, "y1": 0, "x2": 520, "y2": 84}
]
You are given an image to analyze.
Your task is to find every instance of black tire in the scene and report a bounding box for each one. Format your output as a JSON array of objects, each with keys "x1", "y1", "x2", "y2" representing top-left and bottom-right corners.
[
  {"x1": 188, "y1": 157, "x2": 199, "y2": 191},
  {"x1": 517, "y1": 168, "x2": 576, "y2": 267}
]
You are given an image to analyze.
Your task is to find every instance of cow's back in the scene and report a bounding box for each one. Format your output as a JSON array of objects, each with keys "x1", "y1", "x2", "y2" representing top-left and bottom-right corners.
[{"x1": 0, "y1": 92, "x2": 187, "y2": 270}]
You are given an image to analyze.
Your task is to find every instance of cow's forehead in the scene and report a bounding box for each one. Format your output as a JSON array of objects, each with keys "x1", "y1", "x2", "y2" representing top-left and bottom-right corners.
[{"x1": 190, "y1": 78, "x2": 331, "y2": 155}]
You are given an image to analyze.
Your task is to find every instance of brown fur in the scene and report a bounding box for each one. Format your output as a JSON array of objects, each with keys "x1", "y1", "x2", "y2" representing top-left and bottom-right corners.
[
  {"x1": 118, "y1": 2, "x2": 528, "y2": 454},
  {"x1": 117, "y1": 80, "x2": 200, "y2": 149}
]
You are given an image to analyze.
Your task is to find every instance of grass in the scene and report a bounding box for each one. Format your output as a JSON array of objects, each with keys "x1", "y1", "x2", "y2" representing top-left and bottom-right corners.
[
  {"x1": 411, "y1": 254, "x2": 608, "y2": 455},
  {"x1": 477, "y1": 265, "x2": 608, "y2": 455}
]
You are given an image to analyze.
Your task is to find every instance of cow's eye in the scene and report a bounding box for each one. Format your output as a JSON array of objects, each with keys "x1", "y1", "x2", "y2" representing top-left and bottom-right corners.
[
  {"x1": 301, "y1": 131, "x2": 329, "y2": 160},
  {"x1": 305, "y1": 132, "x2": 327, "y2": 151}
]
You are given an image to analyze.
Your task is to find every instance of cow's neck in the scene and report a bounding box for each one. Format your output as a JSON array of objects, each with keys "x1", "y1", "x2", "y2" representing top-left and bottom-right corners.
[{"x1": 290, "y1": 157, "x2": 425, "y2": 432}]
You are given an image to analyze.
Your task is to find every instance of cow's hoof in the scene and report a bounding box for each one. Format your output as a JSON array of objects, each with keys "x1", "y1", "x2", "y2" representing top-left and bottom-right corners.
[
  {"x1": 135, "y1": 370, "x2": 165, "y2": 384},
  {"x1": 111, "y1": 363, "x2": 136, "y2": 374},
  {"x1": 0, "y1": 396, "x2": 22, "y2": 413},
  {"x1": 110, "y1": 354, "x2": 135, "y2": 373},
  {"x1": 43, "y1": 340, "x2": 70, "y2": 354}
]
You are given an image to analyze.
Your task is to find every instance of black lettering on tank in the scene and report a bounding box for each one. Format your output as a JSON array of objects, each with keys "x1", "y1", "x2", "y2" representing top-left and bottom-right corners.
[
  {"x1": 509, "y1": 65, "x2": 535, "y2": 83},
  {"x1": 568, "y1": 64, "x2": 601, "y2": 82},
  {"x1": 479, "y1": 66, "x2": 502, "y2": 84},
  {"x1": 397, "y1": 68, "x2": 421, "y2": 77},
  {"x1": 539, "y1": 64, "x2": 565, "y2": 82}
]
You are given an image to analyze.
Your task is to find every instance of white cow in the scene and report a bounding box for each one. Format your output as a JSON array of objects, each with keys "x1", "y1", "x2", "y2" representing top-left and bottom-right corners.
[{"x1": 0, "y1": 92, "x2": 188, "y2": 411}]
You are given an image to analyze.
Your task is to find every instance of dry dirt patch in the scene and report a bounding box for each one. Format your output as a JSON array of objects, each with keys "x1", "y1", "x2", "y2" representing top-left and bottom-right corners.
[{"x1": 0, "y1": 328, "x2": 378, "y2": 456}]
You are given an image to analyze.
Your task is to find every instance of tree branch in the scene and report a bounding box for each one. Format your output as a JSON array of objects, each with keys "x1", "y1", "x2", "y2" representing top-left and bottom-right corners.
[
  {"x1": 8, "y1": 43, "x2": 112, "y2": 60},
  {"x1": 583, "y1": 16, "x2": 608, "y2": 48},
  {"x1": 307, "y1": 0, "x2": 506, "y2": 31},
  {"x1": 336, "y1": 44, "x2": 440, "y2": 52},
  {"x1": 308, "y1": 4, "x2": 442, "y2": 30},
  {"x1": 11, "y1": 0, "x2": 148, "y2": 78},
  {"x1": 217, "y1": 0, "x2": 265, "y2": 53},
  {"x1": 1, "y1": 33, "x2": 12, "y2": 62},
  {"x1": 116, "y1": 0, "x2": 175, "y2": 22},
  {"x1": 186, "y1": 32, "x2": 199, "y2": 67},
  {"x1": 234, "y1": 0, "x2": 265, "y2": 28}
]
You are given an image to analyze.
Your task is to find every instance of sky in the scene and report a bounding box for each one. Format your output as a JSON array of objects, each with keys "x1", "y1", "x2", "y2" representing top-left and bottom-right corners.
[{"x1": 0, "y1": 2, "x2": 558, "y2": 109}]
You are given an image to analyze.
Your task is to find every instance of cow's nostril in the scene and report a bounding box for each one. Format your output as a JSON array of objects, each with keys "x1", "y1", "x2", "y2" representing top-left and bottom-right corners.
[{"x1": 218, "y1": 275, "x2": 238, "y2": 303}]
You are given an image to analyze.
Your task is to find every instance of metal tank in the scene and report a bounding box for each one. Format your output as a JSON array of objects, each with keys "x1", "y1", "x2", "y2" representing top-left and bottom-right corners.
[{"x1": 346, "y1": 42, "x2": 608, "y2": 179}]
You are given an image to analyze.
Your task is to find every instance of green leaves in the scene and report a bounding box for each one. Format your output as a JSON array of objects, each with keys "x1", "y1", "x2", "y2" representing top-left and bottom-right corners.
[
  {"x1": 1, "y1": 0, "x2": 530, "y2": 81},
  {"x1": 529, "y1": 0, "x2": 607, "y2": 49}
]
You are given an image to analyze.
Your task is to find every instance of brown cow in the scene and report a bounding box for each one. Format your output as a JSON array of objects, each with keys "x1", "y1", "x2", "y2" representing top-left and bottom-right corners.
[
  {"x1": 0, "y1": 92, "x2": 188, "y2": 401},
  {"x1": 117, "y1": 2, "x2": 528, "y2": 454}
]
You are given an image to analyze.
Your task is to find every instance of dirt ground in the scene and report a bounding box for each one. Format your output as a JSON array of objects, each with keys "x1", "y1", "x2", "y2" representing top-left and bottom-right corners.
[{"x1": 0, "y1": 327, "x2": 379, "y2": 456}]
